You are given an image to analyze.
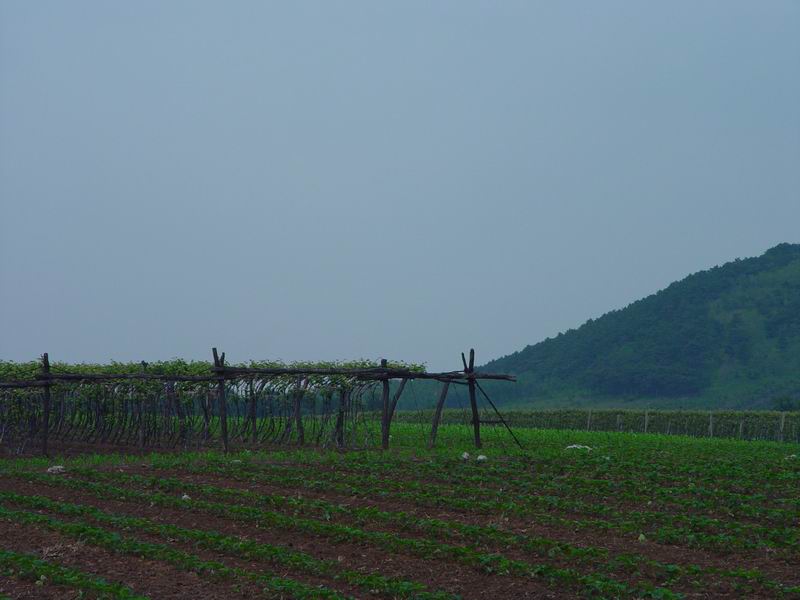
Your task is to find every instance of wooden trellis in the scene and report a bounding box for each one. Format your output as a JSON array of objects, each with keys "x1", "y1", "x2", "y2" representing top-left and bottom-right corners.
[{"x1": 0, "y1": 348, "x2": 516, "y2": 455}]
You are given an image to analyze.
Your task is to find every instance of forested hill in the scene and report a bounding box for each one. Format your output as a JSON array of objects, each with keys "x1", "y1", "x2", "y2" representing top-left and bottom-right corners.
[{"x1": 482, "y1": 243, "x2": 800, "y2": 409}]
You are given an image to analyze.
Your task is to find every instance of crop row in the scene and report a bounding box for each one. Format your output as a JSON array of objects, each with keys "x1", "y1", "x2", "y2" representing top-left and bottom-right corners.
[
  {"x1": 269, "y1": 445, "x2": 800, "y2": 511},
  {"x1": 0, "y1": 548, "x2": 147, "y2": 599},
  {"x1": 0, "y1": 490, "x2": 454, "y2": 600},
  {"x1": 0, "y1": 501, "x2": 348, "y2": 600},
  {"x1": 68, "y1": 466, "x2": 800, "y2": 597},
  {"x1": 133, "y1": 446, "x2": 800, "y2": 515},
  {"x1": 317, "y1": 453, "x2": 800, "y2": 521},
  {"x1": 4, "y1": 469, "x2": 675, "y2": 599},
  {"x1": 17, "y1": 466, "x2": 800, "y2": 599},
  {"x1": 227, "y1": 458, "x2": 797, "y2": 530},
  {"x1": 122, "y1": 456, "x2": 798, "y2": 554},
  {"x1": 395, "y1": 409, "x2": 800, "y2": 444}
]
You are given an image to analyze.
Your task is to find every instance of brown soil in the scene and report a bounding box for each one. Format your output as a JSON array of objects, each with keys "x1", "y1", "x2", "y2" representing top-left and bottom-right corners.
[
  {"x1": 0, "y1": 574, "x2": 79, "y2": 599},
  {"x1": 120, "y1": 465, "x2": 800, "y2": 590},
  {"x1": 0, "y1": 519, "x2": 264, "y2": 599},
  {"x1": 0, "y1": 477, "x2": 565, "y2": 600},
  {"x1": 2, "y1": 453, "x2": 798, "y2": 600}
]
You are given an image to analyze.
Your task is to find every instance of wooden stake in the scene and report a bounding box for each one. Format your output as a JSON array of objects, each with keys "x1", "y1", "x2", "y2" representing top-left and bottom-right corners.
[
  {"x1": 41, "y1": 353, "x2": 51, "y2": 457},
  {"x1": 212, "y1": 348, "x2": 229, "y2": 453},
  {"x1": 386, "y1": 378, "x2": 407, "y2": 431},
  {"x1": 138, "y1": 361, "x2": 147, "y2": 447},
  {"x1": 467, "y1": 349, "x2": 481, "y2": 449},
  {"x1": 335, "y1": 388, "x2": 348, "y2": 448},
  {"x1": 293, "y1": 377, "x2": 305, "y2": 446},
  {"x1": 380, "y1": 359, "x2": 390, "y2": 450},
  {"x1": 249, "y1": 382, "x2": 258, "y2": 445},
  {"x1": 428, "y1": 381, "x2": 450, "y2": 449}
]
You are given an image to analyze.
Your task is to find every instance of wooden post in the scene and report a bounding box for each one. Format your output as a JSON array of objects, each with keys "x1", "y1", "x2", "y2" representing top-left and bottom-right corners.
[
  {"x1": 380, "y1": 359, "x2": 391, "y2": 450},
  {"x1": 465, "y1": 349, "x2": 481, "y2": 449},
  {"x1": 249, "y1": 382, "x2": 258, "y2": 445},
  {"x1": 41, "y1": 353, "x2": 51, "y2": 457},
  {"x1": 335, "y1": 388, "x2": 348, "y2": 448},
  {"x1": 644, "y1": 409, "x2": 649, "y2": 434},
  {"x1": 779, "y1": 412, "x2": 786, "y2": 442},
  {"x1": 586, "y1": 409, "x2": 592, "y2": 431},
  {"x1": 385, "y1": 378, "x2": 407, "y2": 438},
  {"x1": 428, "y1": 381, "x2": 450, "y2": 449},
  {"x1": 212, "y1": 348, "x2": 229, "y2": 453},
  {"x1": 293, "y1": 377, "x2": 305, "y2": 446},
  {"x1": 708, "y1": 412, "x2": 714, "y2": 438},
  {"x1": 139, "y1": 361, "x2": 147, "y2": 447},
  {"x1": 202, "y1": 389, "x2": 212, "y2": 442}
]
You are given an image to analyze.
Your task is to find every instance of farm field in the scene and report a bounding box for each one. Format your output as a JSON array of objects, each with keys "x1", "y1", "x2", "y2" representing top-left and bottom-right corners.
[
  {"x1": 0, "y1": 425, "x2": 798, "y2": 599},
  {"x1": 395, "y1": 409, "x2": 800, "y2": 444}
]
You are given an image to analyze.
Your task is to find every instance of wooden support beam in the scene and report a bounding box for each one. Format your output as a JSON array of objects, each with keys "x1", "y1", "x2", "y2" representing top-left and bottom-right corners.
[
  {"x1": 428, "y1": 381, "x2": 450, "y2": 449},
  {"x1": 474, "y1": 379, "x2": 524, "y2": 450},
  {"x1": 293, "y1": 376, "x2": 305, "y2": 445},
  {"x1": 380, "y1": 359, "x2": 391, "y2": 450},
  {"x1": 380, "y1": 377, "x2": 408, "y2": 449},
  {"x1": 138, "y1": 361, "x2": 147, "y2": 447},
  {"x1": 387, "y1": 378, "x2": 407, "y2": 424},
  {"x1": 335, "y1": 388, "x2": 348, "y2": 448},
  {"x1": 212, "y1": 348, "x2": 229, "y2": 453},
  {"x1": 41, "y1": 353, "x2": 51, "y2": 457},
  {"x1": 248, "y1": 381, "x2": 258, "y2": 445},
  {"x1": 466, "y1": 348, "x2": 481, "y2": 449},
  {"x1": 0, "y1": 366, "x2": 514, "y2": 390},
  {"x1": 211, "y1": 365, "x2": 515, "y2": 382}
]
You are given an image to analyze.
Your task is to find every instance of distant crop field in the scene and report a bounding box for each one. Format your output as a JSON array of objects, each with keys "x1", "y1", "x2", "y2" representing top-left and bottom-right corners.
[
  {"x1": 396, "y1": 408, "x2": 800, "y2": 443},
  {"x1": 1, "y1": 425, "x2": 798, "y2": 599}
]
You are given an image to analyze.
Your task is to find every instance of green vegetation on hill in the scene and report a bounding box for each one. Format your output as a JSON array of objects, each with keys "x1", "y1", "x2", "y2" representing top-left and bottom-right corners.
[{"x1": 482, "y1": 243, "x2": 800, "y2": 409}]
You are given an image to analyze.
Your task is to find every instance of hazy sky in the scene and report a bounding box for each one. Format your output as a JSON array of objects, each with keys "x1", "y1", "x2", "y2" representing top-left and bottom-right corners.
[{"x1": 1, "y1": 2, "x2": 799, "y2": 370}]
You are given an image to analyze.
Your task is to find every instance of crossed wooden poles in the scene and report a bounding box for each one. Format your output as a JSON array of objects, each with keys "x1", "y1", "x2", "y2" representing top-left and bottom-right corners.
[{"x1": 1, "y1": 348, "x2": 516, "y2": 455}]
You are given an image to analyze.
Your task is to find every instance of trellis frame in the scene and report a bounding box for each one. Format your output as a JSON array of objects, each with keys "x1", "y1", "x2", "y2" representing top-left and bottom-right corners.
[{"x1": 0, "y1": 348, "x2": 516, "y2": 455}]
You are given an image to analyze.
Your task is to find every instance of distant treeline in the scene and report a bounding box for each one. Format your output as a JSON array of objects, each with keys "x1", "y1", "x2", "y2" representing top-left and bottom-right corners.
[{"x1": 394, "y1": 409, "x2": 800, "y2": 444}]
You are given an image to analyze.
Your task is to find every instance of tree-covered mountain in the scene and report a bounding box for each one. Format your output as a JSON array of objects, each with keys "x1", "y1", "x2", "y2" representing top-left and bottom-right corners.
[{"x1": 482, "y1": 243, "x2": 800, "y2": 409}]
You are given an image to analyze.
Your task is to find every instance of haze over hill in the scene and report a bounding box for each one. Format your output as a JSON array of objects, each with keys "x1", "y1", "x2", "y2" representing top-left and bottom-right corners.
[{"x1": 482, "y1": 244, "x2": 800, "y2": 410}]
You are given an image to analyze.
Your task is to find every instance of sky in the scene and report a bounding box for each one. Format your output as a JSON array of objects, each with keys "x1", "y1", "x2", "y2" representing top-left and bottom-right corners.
[{"x1": 1, "y1": 1, "x2": 799, "y2": 371}]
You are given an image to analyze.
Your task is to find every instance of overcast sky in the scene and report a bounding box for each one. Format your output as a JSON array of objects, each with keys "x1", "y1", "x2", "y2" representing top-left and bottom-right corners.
[{"x1": 1, "y1": 1, "x2": 798, "y2": 370}]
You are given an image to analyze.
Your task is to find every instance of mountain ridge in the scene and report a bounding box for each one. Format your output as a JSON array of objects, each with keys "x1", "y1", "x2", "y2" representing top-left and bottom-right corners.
[{"x1": 482, "y1": 243, "x2": 800, "y2": 409}]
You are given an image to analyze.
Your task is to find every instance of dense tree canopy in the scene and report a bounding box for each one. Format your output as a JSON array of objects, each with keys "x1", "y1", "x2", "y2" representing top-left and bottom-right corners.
[{"x1": 483, "y1": 244, "x2": 800, "y2": 409}]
